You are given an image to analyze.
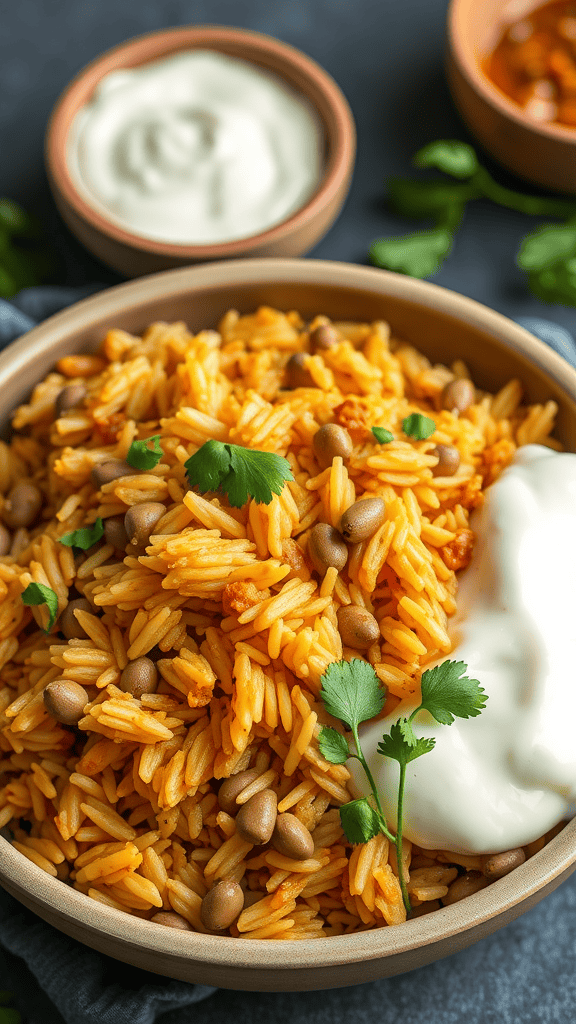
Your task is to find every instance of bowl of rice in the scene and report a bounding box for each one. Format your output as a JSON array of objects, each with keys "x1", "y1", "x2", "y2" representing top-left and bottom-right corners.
[{"x1": 1, "y1": 258, "x2": 576, "y2": 991}]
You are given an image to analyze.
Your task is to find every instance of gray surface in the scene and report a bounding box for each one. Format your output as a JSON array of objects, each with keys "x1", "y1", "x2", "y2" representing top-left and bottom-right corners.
[{"x1": 1, "y1": 0, "x2": 576, "y2": 1021}]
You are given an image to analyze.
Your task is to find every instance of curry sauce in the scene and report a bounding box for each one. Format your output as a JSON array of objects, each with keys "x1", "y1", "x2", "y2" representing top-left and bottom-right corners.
[{"x1": 486, "y1": 1, "x2": 576, "y2": 127}]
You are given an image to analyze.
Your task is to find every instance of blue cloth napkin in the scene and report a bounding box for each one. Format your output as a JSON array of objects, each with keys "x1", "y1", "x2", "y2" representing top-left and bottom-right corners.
[{"x1": 1, "y1": 287, "x2": 576, "y2": 1024}]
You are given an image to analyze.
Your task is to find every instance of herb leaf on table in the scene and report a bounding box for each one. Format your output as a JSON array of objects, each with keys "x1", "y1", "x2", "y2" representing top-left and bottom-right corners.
[
  {"x1": 370, "y1": 138, "x2": 576, "y2": 306},
  {"x1": 0, "y1": 197, "x2": 58, "y2": 298}
]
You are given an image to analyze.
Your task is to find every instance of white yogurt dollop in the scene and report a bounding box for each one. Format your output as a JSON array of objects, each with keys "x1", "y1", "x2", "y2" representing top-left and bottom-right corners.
[
  {"x1": 352, "y1": 445, "x2": 576, "y2": 854},
  {"x1": 67, "y1": 50, "x2": 324, "y2": 244}
]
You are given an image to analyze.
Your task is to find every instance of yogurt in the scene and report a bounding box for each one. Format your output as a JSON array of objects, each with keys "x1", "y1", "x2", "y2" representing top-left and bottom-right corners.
[
  {"x1": 66, "y1": 50, "x2": 324, "y2": 245},
  {"x1": 351, "y1": 445, "x2": 576, "y2": 853}
]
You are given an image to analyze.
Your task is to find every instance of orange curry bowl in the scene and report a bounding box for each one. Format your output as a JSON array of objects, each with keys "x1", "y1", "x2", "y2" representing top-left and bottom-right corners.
[{"x1": 447, "y1": 0, "x2": 576, "y2": 193}]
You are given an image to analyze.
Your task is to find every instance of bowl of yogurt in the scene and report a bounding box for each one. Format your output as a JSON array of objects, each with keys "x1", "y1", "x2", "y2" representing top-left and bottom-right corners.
[{"x1": 45, "y1": 27, "x2": 356, "y2": 276}]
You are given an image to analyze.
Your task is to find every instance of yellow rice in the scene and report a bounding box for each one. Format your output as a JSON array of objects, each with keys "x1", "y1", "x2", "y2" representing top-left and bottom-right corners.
[{"x1": 0, "y1": 306, "x2": 565, "y2": 937}]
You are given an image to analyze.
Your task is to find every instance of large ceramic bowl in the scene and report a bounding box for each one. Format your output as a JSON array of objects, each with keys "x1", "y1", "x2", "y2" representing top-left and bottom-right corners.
[
  {"x1": 45, "y1": 26, "x2": 355, "y2": 276},
  {"x1": 1, "y1": 259, "x2": 576, "y2": 991},
  {"x1": 447, "y1": 0, "x2": 576, "y2": 194}
]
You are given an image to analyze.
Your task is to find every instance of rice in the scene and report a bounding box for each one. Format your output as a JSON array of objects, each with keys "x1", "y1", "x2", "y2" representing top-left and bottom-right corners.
[{"x1": 0, "y1": 306, "x2": 565, "y2": 937}]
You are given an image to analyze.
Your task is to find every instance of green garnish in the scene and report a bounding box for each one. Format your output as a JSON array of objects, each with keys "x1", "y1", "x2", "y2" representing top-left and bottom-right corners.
[
  {"x1": 126, "y1": 434, "x2": 163, "y2": 471},
  {"x1": 0, "y1": 991, "x2": 21, "y2": 1024},
  {"x1": 370, "y1": 139, "x2": 576, "y2": 306},
  {"x1": 184, "y1": 440, "x2": 294, "y2": 508},
  {"x1": 318, "y1": 657, "x2": 487, "y2": 914},
  {"x1": 372, "y1": 427, "x2": 394, "y2": 444},
  {"x1": 0, "y1": 197, "x2": 57, "y2": 299},
  {"x1": 21, "y1": 582, "x2": 58, "y2": 632},
  {"x1": 59, "y1": 518, "x2": 104, "y2": 550},
  {"x1": 402, "y1": 413, "x2": 435, "y2": 440}
]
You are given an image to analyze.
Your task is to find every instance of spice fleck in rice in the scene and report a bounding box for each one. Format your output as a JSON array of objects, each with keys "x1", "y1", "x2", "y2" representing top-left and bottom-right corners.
[{"x1": 0, "y1": 308, "x2": 564, "y2": 936}]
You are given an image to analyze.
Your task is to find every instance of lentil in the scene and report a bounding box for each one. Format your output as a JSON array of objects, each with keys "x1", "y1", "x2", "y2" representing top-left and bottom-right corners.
[
  {"x1": 235, "y1": 788, "x2": 277, "y2": 845},
  {"x1": 339, "y1": 497, "x2": 386, "y2": 544},
  {"x1": 313, "y1": 423, "x2": 353, "y2": 469}
]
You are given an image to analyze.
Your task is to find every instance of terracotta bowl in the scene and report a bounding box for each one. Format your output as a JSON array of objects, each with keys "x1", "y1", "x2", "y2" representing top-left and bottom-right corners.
[
  {"x1": 45, "y1": 27, "x2": 355, "y2": 277},
  {"x1": 1, "y1": 259, "x2": 576, "y2": 990},
  {"x1": 447, "y1": 0, "x2": 576, "y2": 193}
]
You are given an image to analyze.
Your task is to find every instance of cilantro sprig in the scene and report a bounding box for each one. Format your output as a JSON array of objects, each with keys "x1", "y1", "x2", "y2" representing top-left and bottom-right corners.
[
  {"x1": 319, "y1": 658, "x2": 487, "y2": 914},
  {"x1": 184, "y1": 440, "x2": 293, "y2": 508},
  {"x1": 59, "y1": 518, "x2": 104, "y2": 550},
  {"x1": 127, "y1": 434, "x2": 163, "y2": 471},
  {"x1": 21, "y1": 581, "x2": 58, "y2": 632},
  {"x1": 370, "y1": 139, "x2": 576, "y2": 306}
]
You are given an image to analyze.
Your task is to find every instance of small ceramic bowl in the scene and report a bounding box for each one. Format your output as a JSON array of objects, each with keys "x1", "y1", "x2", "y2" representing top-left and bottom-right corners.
[
  {"x1": 447, "y1": 0, "x2": 576, "y2": 194},
  {"x1": 45, "y1": 27, "x2": 355, "y2": 277},
  {"x1": 1, "y1": 258, "x2": 576, "y2": 990}
]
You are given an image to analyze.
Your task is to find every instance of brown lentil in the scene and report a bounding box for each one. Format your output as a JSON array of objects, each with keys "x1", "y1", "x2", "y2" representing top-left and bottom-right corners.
[
  {"x1": 285, "y1": 353, "x2": 315, "y2": 389},
  {"x1": 0, "y1": 523, "x2": 11, "y2": 556},
  {"x1": 339, "y1": 497, "x2": 386, "y2": 544},
  {"x1": 217, "y1": 769, "x2": 261, "y2": 817},
  {"x1": 337, "y1": 605, "x2": 381, "y2": 650},
  {"x1": 431, "y1": 444, "x2": 461, "y2": 477},
  {"x1": 272, "y1": 813, "x2": 315, "y2": 861},
  {"x1": 441, "y1": 378, "x2": 475, "y2": 414},
  {"x1": 481, "y1": 848, "x2": 526, "y2": 880},
  {"x1": 309, "y1": 323, "x2": 338, "y2": 352},
  {"x1": 90, "y1": 460, "x2": 135, "y2": 490},
  {"x1": 43, "y1": 680, "x2": 88, "y2": 726},
  {"x1": 308, "y1": 523, "x2": 348, "y2": 576},
  {"x1": 60, "y1": 598, "x2": 92, "y2": 641},
  {"x1": 2, "y1": 481, "x2": 42, "y2": 529},
  {"x1": 235, "y1": 788, "x2": 278, "y2": 845},
  {"x1": 442, "y1": 871, "x2": 489, "y2": 906},
  {"x1": 55, "y1": 384, "x2": 86, "y2": 417},
  {"x1": 313, "y1": 423, "x2": 353, "y2": 469},
  {"x1": 124, "y1": 502, "x2": 166, "y2": 547},
  {"x1": 200, "y1": 878, "x2": 245, "y2": 931},
  {"x1": 150, "y1": 911, "x2": 191, "y2": 930},
  {"x1": 119, "y1": 657, "x2": 158, "y2": 699},
  {"x1": 103, "y1": 515, "x2": 129, "y2": 551}
]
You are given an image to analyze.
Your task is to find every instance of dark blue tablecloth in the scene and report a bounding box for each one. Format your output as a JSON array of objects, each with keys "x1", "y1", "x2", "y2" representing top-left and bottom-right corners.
[{"x1": 2, "y1": 0, "x2": 576, "y2": 1020}]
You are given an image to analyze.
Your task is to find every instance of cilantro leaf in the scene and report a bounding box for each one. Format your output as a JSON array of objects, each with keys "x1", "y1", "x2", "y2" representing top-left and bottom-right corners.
[
  {"x1": 417, "y1": 660, "x2": 487, "y2": 725},
  {"x1": 414, "y1": 140, "x2": 480, "y2": 180},
  {"x1": 378, "y1": 720, "x2": 436, "y2": 766},
  {"x1": 184, "y1": 440, "x2": 293, "y2": 508},
  {"x1": 318, "y1": 726, "x2": 350, "y2": 765},
  {"x1": 0, "y1": 1007, "x2": 21, "y2": 1024},
  {"x1": 0, "y1": 1008, "x2": 21, "y2": 1024},
  {"x1": 402, "y1": 412, "x2": 436, "y2": 440},
  {"x1": 21, "y1": 582, "x2": 58, "y2": 632},
  {"x1": 185, "y1": 439, "x2": 232, "y2": 494},
  {"x1": 370, "y1": 226, "x2": 455, "y2": 278},
  {"x1": 517, "y1": 223, "x2": 576, "y2": 273},
  {"x1": 339, "y1": 798, "x2": 381, "y2": 844},
  {"x1": 528, "y1": 262, "x2": 576, "y2": 306},
  {"x1": 59, "y1": 518, "x2": 104, "y2": 550},
  {"x1": 319, "y1": 659, "x2": 385, "y2": 732},
  {"x1": 126, "y1": 434, "x2": 163, "y2": 471},
  {"x1": 372, "y1": 426, "x2": 394, "y2": 444}
]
